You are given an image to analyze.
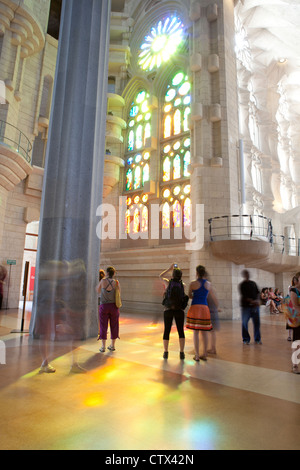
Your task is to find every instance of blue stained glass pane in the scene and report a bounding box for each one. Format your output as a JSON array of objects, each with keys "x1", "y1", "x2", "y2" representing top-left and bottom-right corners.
[{"x1": 130, "y1": 106, "x2": 139, "y2": 117}]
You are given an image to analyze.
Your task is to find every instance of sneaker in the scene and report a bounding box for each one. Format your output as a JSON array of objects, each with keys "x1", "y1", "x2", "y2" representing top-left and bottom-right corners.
[
  {"x1": 255, "y1": 340, "x2": 262, "y2": 345},
  {"x1": 107, "y1": 345, "x2": 115, "y2": 351},
  {"x1": 243, "y1": 341, "x2": 250, "y2": 345},
  {"x1": 179, "y1": 352, "x2": 185, "y2": 360},
  {"x1": 40, "y1": 364, "x2": 56, "y2": 373},
  {"x1": 163, "y1": 351, "x2": 168, "y2": 359}
]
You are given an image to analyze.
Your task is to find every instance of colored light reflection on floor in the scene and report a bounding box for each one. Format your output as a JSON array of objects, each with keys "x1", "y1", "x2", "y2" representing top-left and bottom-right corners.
[
  {"x1": 83, "y1": 392, "x2": 106, "y2": 408},
  {"x1": 181, "y1": 421, "x2": 218, "y2": 450}
]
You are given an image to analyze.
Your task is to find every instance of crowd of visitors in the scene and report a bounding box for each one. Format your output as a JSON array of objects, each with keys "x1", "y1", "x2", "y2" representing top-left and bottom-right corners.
[
  {"x1": 260, "y1": 286, "x2": 284, "y2": 314},
  {"x1": 34, "y1": 263, "x2": 299, "y2": 376}
]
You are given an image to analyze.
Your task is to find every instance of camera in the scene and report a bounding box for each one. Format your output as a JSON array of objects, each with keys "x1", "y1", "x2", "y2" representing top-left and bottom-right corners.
[{"x1": 174, "y1": 264, "x2": 178, "y2": 268}]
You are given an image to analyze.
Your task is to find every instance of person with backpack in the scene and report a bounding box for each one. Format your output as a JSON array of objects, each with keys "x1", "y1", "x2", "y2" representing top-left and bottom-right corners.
[{"x1": 159, "y1": 264, "x2": 189, "y2": 360}]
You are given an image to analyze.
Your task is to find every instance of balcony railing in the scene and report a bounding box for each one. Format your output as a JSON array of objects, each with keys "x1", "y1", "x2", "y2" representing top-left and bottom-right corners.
[
  {"x1": 208, "y1": 214, "x2": 271, "y2": 242},
  {"x1": 208, "y1": 215, "x2": 299, "y2": 257},
  {"x1": 0, "y1": 120, "x2": 32, "y2": 163}
]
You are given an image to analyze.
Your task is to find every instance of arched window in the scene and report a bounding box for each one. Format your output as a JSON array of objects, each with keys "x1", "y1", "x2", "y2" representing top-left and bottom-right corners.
[
  {"x1": 160, "y1": 71, "x2": 191, "y2": 230},
  {"x1": 125, "y1": 90, "x2": 152, "y2": 194}
]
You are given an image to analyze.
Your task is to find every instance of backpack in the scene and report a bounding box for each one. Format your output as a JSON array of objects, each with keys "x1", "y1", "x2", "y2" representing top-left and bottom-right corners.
[
  {"x1": 282, "y1": 288, "x2": 300, "y2": 328},
  {"x1": 162, "y1": 279, "x2": 189, "y2": 310}
]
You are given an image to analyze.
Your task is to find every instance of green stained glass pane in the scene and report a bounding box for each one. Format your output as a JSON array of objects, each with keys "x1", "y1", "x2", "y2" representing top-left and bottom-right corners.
[
  {"x1": 174, "y1": 98, "x2": 181, "y2": 106},
  {"x1": 145, "y1": 113, "x2": 151, "y2": 121},
  {"x1": 130, "y1": 106, "x2": 139, "y2": 117},
  {"x1": 126, "y1": 169, "x2": 133, "y2": 191},
  {"x1": 183, "y1": 95, "x2": 191, "y2": 105}
]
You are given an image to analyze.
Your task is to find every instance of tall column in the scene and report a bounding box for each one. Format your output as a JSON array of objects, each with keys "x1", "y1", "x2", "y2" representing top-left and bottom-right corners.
[{"x1": 30, "y1": 0, "x2": 111, "y2": 339}]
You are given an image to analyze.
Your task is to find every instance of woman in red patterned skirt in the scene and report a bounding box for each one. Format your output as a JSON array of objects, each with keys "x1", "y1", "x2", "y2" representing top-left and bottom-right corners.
[{"x1": 186, "y1": 265, "x2": 218, "y2": 362}]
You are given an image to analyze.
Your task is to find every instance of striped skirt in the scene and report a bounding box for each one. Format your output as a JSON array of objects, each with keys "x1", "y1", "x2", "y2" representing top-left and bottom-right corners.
[{"x1": 186, "y1": 304, "x2": 213, "y2": 331}]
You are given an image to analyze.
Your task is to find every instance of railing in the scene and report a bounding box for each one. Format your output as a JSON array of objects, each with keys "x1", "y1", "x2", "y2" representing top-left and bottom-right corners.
[
  {"x1": 208, "y1": 214, "x2": 271, "y2": 242},
  {"x1": 208, "y1": 215, "x2": 299, "y2": 257},
  {"x1": 0, "y1": 120, "x2": 32, "y2": 163}
]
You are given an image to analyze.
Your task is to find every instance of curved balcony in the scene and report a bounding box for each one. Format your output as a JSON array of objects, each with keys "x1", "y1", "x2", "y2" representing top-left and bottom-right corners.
[
  {"x1": 208, "y1": 215, "x2": 300, "y2": 273},
  {"x1": 0, "y1": 120, "x2": 33, "y2": 190}
]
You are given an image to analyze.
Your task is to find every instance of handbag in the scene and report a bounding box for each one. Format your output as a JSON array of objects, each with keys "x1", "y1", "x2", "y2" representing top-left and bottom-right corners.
[{"x1": 115, "y1": 280, "x2": 122, "y2": 308}]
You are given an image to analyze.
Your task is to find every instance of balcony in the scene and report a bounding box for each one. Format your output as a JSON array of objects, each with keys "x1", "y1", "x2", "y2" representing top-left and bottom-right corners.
[
  {"x1": 208, "y1": 215, "x2": 300, "y2": 273},
  {"x1": 0, "y1": 121, "x2": 33, "y2": 191}
]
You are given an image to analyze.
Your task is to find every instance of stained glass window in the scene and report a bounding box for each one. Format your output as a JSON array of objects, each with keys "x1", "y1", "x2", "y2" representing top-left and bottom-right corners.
[
  {"x1": 138, "y1": 17, "x2": 185, "y2": 73},
  {"x1": 125, "y1": 90, "x2": 152, "y2": 193},
  {"x1": 161, "y1": 185, "x2": 191, "y2": 229},
  {"x1": 127, "y1": 90, "x2": 151, "y2": 153},
  {"x1": 124, "y1": 196, "x2": 149, "y2": 236},
  {"x1": 161, "y1": 72, "x2": 191, "y2": 183}
]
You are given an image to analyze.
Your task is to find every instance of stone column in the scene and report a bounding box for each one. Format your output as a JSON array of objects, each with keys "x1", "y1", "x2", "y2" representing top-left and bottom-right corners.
[{"x1": 30, "y1": 0, "x2": 111, "y2": 339}]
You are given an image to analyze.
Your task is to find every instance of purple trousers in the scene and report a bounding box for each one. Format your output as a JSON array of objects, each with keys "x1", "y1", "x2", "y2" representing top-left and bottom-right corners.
[{"x1": 99, "y1": 303, "x2": 120, "y2": 340}]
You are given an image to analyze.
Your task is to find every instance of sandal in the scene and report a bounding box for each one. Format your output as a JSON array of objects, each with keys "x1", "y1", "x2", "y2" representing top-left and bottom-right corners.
[
  {"x1": 193, "y1": 356, "x2": 200, "y2": 362},
  {"x1": 99, "y1": 347, "x2": 105, "y2": 353},
  {"x1": 200, "y1": 355, "x2": 207, "y2": 361}
]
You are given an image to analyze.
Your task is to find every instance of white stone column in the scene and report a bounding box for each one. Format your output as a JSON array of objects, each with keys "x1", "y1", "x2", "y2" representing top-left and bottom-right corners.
[{"x1": 30, "y1": 0, "x2": 111, "y2": 339}]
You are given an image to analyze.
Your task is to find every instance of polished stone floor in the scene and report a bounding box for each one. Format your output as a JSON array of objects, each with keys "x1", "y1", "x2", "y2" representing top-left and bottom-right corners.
[{"x1": 0, "y1": 305, "x2": 299, "y2": 450}]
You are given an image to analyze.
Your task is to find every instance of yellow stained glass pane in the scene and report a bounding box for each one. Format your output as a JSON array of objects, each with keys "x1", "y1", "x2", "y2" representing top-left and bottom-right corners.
[
  {"x1": 163, "y1": 189, "x2": 171, "y2": 198},
  {"x1": 141, "y1": 206, "x2": 148, "y2": 232},
  {"x1": 162, "y1": 202, "x2": 170, "y2": 229},
  {"x1": 133, "y1": 208, "x2": 140, "y2": 233},
  {"x1": 125, "y1": 209, "x2": 131, "y2": 234}
]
